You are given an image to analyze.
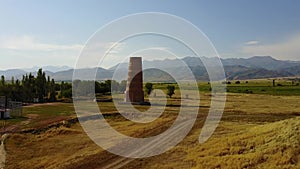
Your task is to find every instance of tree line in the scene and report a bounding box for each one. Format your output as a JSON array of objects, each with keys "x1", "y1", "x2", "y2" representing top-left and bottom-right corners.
[
  {"x1": 0, "y1": 68, "x2": 128, "y2": 103},
  {"x1": 145, "y1": 82, "x2": 175, "y2": 98},
  {"x1": 0, "y1": 68, "x2": 177, "y2": 102},
  {"x1": 73, "y1": 80, "x2": 127, "y2": 96},
  {"x1": 0, "y1": 68, "x2": 59, "y2": 103}
]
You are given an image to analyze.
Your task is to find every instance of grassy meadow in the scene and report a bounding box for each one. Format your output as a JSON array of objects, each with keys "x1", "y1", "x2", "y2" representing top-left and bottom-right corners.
[{"x1": 1, "y1": 79, "x2": 299, "y2": 169}]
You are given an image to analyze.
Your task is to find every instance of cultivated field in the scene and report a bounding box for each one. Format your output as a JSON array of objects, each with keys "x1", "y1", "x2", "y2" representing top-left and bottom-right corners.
[{"x1": 1, "y1": 79, "x2": 299, "y2": 169}]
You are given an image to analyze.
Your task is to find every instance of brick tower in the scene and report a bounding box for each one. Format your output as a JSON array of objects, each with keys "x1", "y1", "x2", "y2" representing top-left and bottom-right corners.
[{"x1": 125, "y1": 57, "x2": 144, "y2": 103}]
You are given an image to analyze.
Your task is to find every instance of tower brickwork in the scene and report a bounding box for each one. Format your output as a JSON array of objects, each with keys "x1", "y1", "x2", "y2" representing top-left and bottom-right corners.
[{"x1": 125, "y1": 57, "x2": 144, "y2": 103}]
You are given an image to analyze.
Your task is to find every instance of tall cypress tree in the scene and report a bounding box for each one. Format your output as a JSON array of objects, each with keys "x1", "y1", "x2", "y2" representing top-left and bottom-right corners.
[
  {"x1": 35, "y1": 68, "x2": 47, "y2": 102},
  {"x1": 49, "y1": 79, "x2": 56, "y2": 102}
]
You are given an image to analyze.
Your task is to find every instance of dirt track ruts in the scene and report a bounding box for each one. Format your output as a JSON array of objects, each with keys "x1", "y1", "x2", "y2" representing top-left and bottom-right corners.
[{"x1": 97, "y1": 119, "x2": 193, "y2": 169}]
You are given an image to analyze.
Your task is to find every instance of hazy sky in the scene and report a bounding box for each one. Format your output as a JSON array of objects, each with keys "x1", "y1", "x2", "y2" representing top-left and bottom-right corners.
[{"x1": 1, "y1": 0, "x2": 300, "y2": 69}]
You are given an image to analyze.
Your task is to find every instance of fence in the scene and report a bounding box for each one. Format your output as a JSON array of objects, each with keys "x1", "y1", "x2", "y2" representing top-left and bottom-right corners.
[
  {"x1": 8, "y1": 101, "x2": 23, "y2": 117},
  {"x1": 0, "y1": 96, "x2": 23, "y2": 118},
  {"x1": 0, "y1": 96, "x2": 5, "y2": 110}
]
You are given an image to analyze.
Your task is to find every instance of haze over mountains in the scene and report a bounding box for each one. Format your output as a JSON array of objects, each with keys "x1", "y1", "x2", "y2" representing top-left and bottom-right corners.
[{"x1": 1, "y1": 56, "x2": 300, "y2": 81}]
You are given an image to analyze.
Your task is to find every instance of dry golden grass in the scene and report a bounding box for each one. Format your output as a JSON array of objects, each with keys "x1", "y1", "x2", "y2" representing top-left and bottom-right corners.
[
  {"x1": 5, "y1": 124, "x2": 100, "y2": 169},
  {"x1": 3, "y1": 92, "x2": 300, "y2": 169},
  {"x1": 121, "y1": 117, "x2": 299, "y2": 169},
  {"x1": 185, "y1": 117, "x2": 300, "y2": 169},
  {"x1": 4, "y1": 113, "x2": 177, "y2": 169},
  {"x1": 225, "y1": 93, "x2": 300, "y2": 115}
]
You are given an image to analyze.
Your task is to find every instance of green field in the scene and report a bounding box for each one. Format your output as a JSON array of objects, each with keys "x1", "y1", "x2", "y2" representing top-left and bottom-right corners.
[
  {"x1": 151, "y1": 79, "x2": 300, "y2": 95},
  {"x1": 224, "y1": 79, "x2": 300, "y2": 95}
]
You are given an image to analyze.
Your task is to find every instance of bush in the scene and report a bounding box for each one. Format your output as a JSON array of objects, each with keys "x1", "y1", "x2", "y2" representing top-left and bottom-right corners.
[
  {"x1": 145, "y1": 82, "x2": 153, "y2": 95},
  {"x1": 166, "y1": 85, "x2": 175, "y2": 98}
]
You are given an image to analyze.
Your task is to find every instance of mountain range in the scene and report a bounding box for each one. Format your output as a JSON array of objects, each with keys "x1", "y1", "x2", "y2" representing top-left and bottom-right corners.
[{"x1": 1, "y1": 56, "x2": 300, "y2": 82}]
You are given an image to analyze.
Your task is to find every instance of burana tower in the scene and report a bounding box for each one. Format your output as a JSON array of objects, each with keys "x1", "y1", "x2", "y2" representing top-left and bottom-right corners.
[{"x1": 124, "y1": 57, "x2": 145, "y2": 103}]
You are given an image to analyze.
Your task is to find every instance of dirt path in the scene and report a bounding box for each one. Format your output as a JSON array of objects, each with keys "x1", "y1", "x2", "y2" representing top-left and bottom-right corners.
[
  {"x1": 99, "y1": 120, "x2": 192, "y2": 169},
  {"x1": 0, "y1": 134, "x2": 8, "y2": 169},
  {"x1": 24, "y1": 102, "x2": 59, "y2": 108}
]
